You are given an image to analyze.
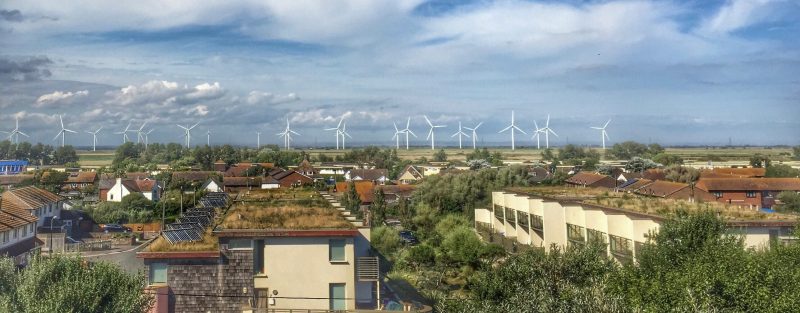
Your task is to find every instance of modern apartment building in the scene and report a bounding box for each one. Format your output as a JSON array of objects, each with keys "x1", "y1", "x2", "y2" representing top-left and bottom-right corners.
[
  {"x1": 138, "y1": 190, "x2": 381, "y2": 313},
  {"x1": 476, "y1": 189, "x2": 796, "y2": 263}
]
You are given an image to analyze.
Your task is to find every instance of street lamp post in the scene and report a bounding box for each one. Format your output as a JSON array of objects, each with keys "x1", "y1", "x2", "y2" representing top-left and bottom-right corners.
[
  {"x1": 180, "y1": 187, "x2": 184, "y2": 216},
  {"x1": 49, "y1": 216, "x2": 59, "y2": 254}
]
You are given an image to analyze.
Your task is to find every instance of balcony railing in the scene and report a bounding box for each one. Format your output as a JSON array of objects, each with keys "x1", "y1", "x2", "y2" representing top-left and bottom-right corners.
[{"x1": 530, "y1": 215, "x2": 544, "y2": 232}]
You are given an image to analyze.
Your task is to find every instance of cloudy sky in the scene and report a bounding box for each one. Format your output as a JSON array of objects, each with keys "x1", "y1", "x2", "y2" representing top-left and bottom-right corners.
[{"x1": 1, "y1": 0, "x2": 799, "y2": 148}]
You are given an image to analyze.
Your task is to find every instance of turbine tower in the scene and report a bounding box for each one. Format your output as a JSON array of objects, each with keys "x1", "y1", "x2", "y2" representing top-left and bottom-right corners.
[
  {"x1": 340, "y1": 122, "x2": 352, "y2": 149},
  {"x1": 206, "y1": 129, "x2": 211, "y2": 146},
  {"x1": 531, "y1": 120, "x2": 546, "y2": 149},
  {"x1": 276, "y1": 118, "x2": 299, "y2": 150},
  {"x1": 451, "y1": 121, "x2": 470, "y2": 149},
  {"x1": 541, "y1": 114, "x2": 558, "y2": 148},
  {"x1": 144, "y1": 129, "x2": 154, "y2": 147},
  {"x1": 325, "y1": 117, "x2": 344, "y2": 150},
  {"x1": 86, "y1": 127, "x2": 102, "y2": 151},
  {"x1": 53, "y1": 115, "x2": 77, "y2": 147},
  {"x1": 256, "y1": 132, "x2": 261, "y2": 149},
  {"x1": 400, "y1": 117, "x2": 416, "y2": 150},
  {"x1": 5, "y1": 118, "x2": 29, "y2": 144},
  {"x1": 423, "y1": 115, "x2": 446, "y2": 150},
  {"x1": 464, "y1": 121, "x2": 483, "y2": 150},
  {"x1": 115, "y1": 122, "x2": 133, "y2": 143},
  {"x1": 136, "y1": 121, "x2": 148, "y2": 144},
  {"x1": 391, "y1": 122, "x2": 402, "y2": 149},
  {"x1": 499, "y1": 111, "x2": 526, "y2": 150},
  {"x1": 591, "y1": 119, "x2": 612, "y2": 149},
  {"x1": 177, "y1": 122, "x2": 200, "y2": 148}
]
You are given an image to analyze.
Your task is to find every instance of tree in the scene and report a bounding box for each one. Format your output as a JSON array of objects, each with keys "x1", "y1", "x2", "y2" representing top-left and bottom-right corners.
[
  {"x1": 607, "y1": 141, "x2": 650, "y2": 160},
  {"x1": 433, "y1": 149, "x2": 447, "y2": 162},
  {"x1": 664, "y1": 165, "x2": 700, "y2": 183},
  {"x1": 371, "y1": 226, "x2": 402, "y2": 257},
  {"x1": 52, "y1": 145, "x2": 79, "y2": 164},
  {"x1": 369, "y1": 188, "x2": 387, "y2": 227},
  {"x1": 438, "y1": 243, "x2": 618, "y2": 313},
  {"x1": 395, "y1": 196, "x2": 413, "y2": 228},
  {"x1": 765, "y1": 164, "x2": 800, "y2": 178},
  {"x1": 793, "y1": 146, "x2": 800, "y2": 161},
  {"x1": 0, "y1": 255, "x2": 153, "y2": 313},
  {"x1": 624, "y1": 157, "x2": 659, "y2": 173},
  {"x1": 652, "y1": 153, "x2": 683, "y2": 166},
  {"x1": 749, "y1": 153, "x2": 771, "y2": 168},
  {"x1": 777, "y1": 191, "x2": 800, "y2": 212},
  {"x1": 440, "y1": 226, "x2": 485, "y2": 267},
  {"x1": 120, "y1": 193, "x2": 154, "y2": 211},
  {"x1": 340, "y1": 181, "x2": 361, "y2": 216}
]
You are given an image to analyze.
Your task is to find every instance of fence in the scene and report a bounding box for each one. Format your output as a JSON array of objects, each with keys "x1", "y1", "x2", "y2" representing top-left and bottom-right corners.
[{"x1": 65, "y1": 240, "x2": 113, "y2": 253}]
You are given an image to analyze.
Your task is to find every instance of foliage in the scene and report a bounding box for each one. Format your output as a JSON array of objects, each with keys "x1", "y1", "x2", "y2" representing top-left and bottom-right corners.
[
  {"x1": 0, "y1": 141, "x2": 57, "y2": 166},
  {"x1": 405, "y1": 244, "x2": 436, "y2": 268},
  {"x1": 540, "y1": 170, "x2": 569, "y2": 186},
  {"x1": 466, "y1": 159, "x2": 491, "y2": 170},
  {"x1": 607, "y1": 141, "x2": 663, "y2": 160},
  {"x1": 369, "y1": 188, "x2": 387, "y2": 226},
  {"x1": 557, "y1": 145, "x2": 600, "y2": 170},
  {"x1": 339, "y1": 181, "x2": 361, "y2": 215},
  {"x1": 765, "y1": 164, "x2": 800, "y2": 178},
  {"x1": 83, "y1": 193, "x2": 157, "y2": 224},
  {"x1": 37, "y1": 170, "x2": 69, "y2": 193},
  {"x1": 794, "y1": 146, "x2": 800, "y2": 160},
  {"x1": 749, "y1": 153, "x2": 772, "y2": 168},
  {"x1": 596, "y1": 165, "x2": 614, "y2": 176},
  {"x1": 440, "y1": 226, "x2": 487, "y2": 267},
  {"x1": 371, "y1": 226, "x2": 402, "y2": 257},
  {"x1": 541, "y1": 148, "x2": 555, "y2": 161},
  {"x1": 465, "y1": 148, "x2": 503, "y2": 166},
  {"x1": 664, "y1": 165, "x2": 700, "y2": 183},
  {"x1": 438, "y1": 243, "x2": 619, "y2": 313},
  {"x1": 433, "y1": 149, "x2": 448, "y2": 162},
  {"x1": 652, "y1": 153, "x2": 683, "y2": 166},
  {"x1": 0, "y1": 255, "x2": 152, "y2": 313},
  {"x1": 52, "y1": 145, "x2": 79, "y2": 164},
  {"x1": 776, "y1": 191, "x2": 800, "y2": 212},
  {"x1": 624, "y1": 157, "x2": 659, "y2": 173}
]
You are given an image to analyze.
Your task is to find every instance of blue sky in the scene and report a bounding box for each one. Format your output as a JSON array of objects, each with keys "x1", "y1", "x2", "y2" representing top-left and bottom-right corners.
[{"x1": 1, "y1": 0, "x2": 799, "y2": 148}]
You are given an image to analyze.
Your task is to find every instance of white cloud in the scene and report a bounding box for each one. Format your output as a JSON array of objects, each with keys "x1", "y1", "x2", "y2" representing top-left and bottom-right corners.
[
  {"x1": 35, "y1": 90, "x2": 88, "y2": 106},
  {"x1": 246, "y1": 91, "x2": 300, "y2": 105},
  {"x1": 699, "y1": 0, "x2": 787, "y2": 35},
  {"x1": 110, "y1": 80, "x2": 226, "y2": 107}
]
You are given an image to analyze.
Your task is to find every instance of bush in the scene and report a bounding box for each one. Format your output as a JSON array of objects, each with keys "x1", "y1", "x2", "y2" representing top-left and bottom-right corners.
[
  {"x1": 371, "y1": 226, "x2": 402, "y2": 257},
  {"x1": 406, "y1": 244, "x2": 436, "y2": 268},
  {"x1": 777, "y1": 191, "x2": 800, "y2": 212},
  {"x1": 440, "y1": 226, "x2": 485, "y2": 267}
]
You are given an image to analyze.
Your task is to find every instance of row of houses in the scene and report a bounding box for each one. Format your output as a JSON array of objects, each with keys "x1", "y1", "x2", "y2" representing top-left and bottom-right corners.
[
  {"x1": 0, "y1": 186, "x2": 67, "y2": 266},
  {"x1": 565, "y1": 169, "x2": 800, "y2": 209}
]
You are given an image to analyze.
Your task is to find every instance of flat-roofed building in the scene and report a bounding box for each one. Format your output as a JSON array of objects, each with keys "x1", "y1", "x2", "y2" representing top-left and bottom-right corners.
[
  {"x1": 138, "y1": 190, "x2": 381, "y2": 313},
  {"x1": 476, "y1": 188, "x2": 796, "y2": 263}
]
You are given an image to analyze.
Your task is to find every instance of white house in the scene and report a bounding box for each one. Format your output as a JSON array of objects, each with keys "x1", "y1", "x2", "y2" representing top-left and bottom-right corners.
[
  {"x1": 201, "y1": 178, "x2": 223, "y2": 193},
  {"x1": 107, "y1": 178, "x2": 161, "y2": 202},
  {"x1": 344, "y1": 169, "x2": 389, "y2": 185}
]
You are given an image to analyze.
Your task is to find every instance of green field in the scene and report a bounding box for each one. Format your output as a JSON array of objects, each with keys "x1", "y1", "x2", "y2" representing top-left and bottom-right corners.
[{"x1": 77, "y1": 151, "x2": 115, "y2": 167}]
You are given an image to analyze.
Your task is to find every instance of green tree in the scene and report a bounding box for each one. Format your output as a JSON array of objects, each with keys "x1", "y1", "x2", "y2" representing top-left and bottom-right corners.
[
  {"x1": 433, "y1": 149, "x2": 447, "y2": 162},
  {"x1": 120, "y1": 193, "x2": 154, "y2": 211},
  {"x1": 749, "y1": 153, "x2": 772, "y2": 168},
  {"x1": 765, "y1": 164, "x2": 800, "y2": 178},
  {"x1": 624, "y1": 157, "x2": 659, "y2": 173},
  {"x1": 607, "y1": 141, "x2": 650, "y2": 160},
  {"x1": 793, "y1": 146, "x2": 800, "y2": 160},
  {"x1": 0, "y1": 255, "x2": 153, "y2": 313},
  {"x1": 371, "y1": 226, "x2": 402, "y2": 257},
  {"x1": 340, "y1": 181, "x2": 361, "y2": 216},
  {"x1": 652, "y1": 153, "x2": 683, "y2": 166},
  {"x1": 440, "y1": 226, "x2": 485, "y2": 267},
  {"x1": 369, "y1": 188, "x2": 387, "y2": 227},
  {"x1": 777, "y1": 191, "x2": 800, "y2": 212},
  {"x1": 664, "y1": 165, "x2": 700, "y2": 183}
]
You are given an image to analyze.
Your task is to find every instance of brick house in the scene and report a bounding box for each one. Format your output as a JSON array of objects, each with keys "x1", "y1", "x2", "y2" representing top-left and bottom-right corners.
[
  {"x1": 695, "y1": 178, "x2": 800, "y2": 209},
  {"x1": 565, "y1": 172, "x2": 617, "y2": 189}
]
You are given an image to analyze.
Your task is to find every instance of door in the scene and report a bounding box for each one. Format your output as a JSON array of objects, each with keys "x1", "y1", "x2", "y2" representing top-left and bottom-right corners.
[{"x1": 329, "y1": 283, "x2": 346, "y2": 311}]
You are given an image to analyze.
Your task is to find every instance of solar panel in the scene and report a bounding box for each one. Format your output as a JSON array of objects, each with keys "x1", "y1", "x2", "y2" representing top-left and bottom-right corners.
[
  {"x1": 177, "y1": 215, "x2": 211, "y2": 226},
  {"x1": 162, "y1": 227, "x2": 203, "y2": 244},
  {"x1": 166, "y1": 222, "x2": 202, "y2": 230}
]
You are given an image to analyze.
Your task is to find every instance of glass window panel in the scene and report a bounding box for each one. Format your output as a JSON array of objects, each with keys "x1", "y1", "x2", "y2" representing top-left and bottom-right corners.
[
  {"x1": 149, "y1": 263, "x2": 167, "y2": 284},
  {"x1": 329, "y1": 283, "x2": 346, "y2": 310},
  {"x1": 329, "y1": 239, "x2": 346, "y2": 262}
]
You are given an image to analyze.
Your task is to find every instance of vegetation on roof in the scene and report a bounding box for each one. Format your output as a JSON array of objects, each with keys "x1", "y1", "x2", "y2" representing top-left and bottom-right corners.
[
  {"x1": 219, "y1": 204, "x2": 353, "y2": 230},
  {"x1": 146, "y1": 228, "x2": 218, "y2": 252}
]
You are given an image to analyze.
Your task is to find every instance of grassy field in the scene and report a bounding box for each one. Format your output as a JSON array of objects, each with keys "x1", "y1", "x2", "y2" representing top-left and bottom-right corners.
[{"x1": 76, "y1": 146, "x2": 795, "y2": 167}]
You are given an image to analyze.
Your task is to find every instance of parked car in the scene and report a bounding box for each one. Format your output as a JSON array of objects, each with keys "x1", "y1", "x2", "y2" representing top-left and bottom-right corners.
[
  {"x1": 102, "y1": 224, "x2": 131, "y2": 233},
  {"x1": 398, "y1": 230, "x2": 418, "y2": 245}
]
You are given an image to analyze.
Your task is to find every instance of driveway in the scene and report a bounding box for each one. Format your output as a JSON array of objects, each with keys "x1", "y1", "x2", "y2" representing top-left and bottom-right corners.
[{"x1": 81, "y1": 240, "x2": 152, "y2": 275}]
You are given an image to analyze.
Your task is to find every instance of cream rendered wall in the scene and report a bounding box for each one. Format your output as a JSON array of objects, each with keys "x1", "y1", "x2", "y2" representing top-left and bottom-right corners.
[
  {"x1": 583, "y1": 209, "x2": 609, "y2": 234},
  {"x1": 542, "y1": 201, "x2": 567, "y2": 251},
  {"x1": 474, "y1": 208, "x2": 491, "y2": 225},
  {"x1": 606, "y1": 214, "x2": 634, "y2": 240},
  {"x1": 564, "y1": 204, "x2": 586, "y2": 228},
  {"x1": 528, "y1": 198, "x2": 545, "y2": 247},
  {"x1": 354, "y1": 228, "x2": 374, "y2": 305},
  {"x1": 255, "y1": 237, "x2": 356, "y2": 310},
  {"x1": 631, "y1": 219, "x2": 660, "y2": 244}
]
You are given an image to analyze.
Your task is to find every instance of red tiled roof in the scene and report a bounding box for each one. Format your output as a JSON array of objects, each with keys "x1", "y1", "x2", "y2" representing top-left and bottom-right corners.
[
  {"x1": 642, "y1": 169, "x2": 666, "y2": 181},
  {"x1": 135, "y1": 179, "x2": 156, "y2": 192},
  {"x1": 619, "y1": 178, "x2": 653, "y2": 191},
  {"x1": 223, "y1": 177, "x2": 262, "y2": 187},
  {"x1": 66, "y1": 172, "x2": 97, "y2": 184},
  {"x1": 696, "y1": 178, "x2": 800, "y2": 192},
  {"x1": 565, "y1": 172, "x2": 608, "y2": 185},
  {"x1": 335, "y1": 181, "x2": 375, "y2": 203},
  {"x1": 634, "y1": 180, "x2": 689, "y2": 197},
  {"x1": 0, "y1": 174, "x2": 33, "y2": 186},
  {"x1": 708, "y1": 167, "x2": 766, "y2": 178},
  {"x1": 2, "y1": 186, "x2": 62, "y2": 210},
  {"x1": 172, "y1": 171, "x2": 217, "y2": 182}
]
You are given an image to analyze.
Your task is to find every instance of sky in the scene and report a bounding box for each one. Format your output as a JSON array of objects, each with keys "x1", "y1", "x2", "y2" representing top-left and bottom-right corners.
[{"x1": 1, "y1": 0, "x2": 799, "y2": 148}]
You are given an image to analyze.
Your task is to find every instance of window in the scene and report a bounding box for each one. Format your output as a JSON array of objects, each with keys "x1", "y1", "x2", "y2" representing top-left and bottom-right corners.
[
  {"x1": 609, "y1": 235, "x2": 633, "y2": 263},
  {"x1": 253, "y1": 288, "x2": 269, "y2": 308},
  {"x1": 746, "y1": 191, "x2": 757, "y2": 198},
  {"x1": 149, "y1": 263, "x2": 168, "y2": 284},
  {"x1": 227, "y1": 239, "x2": 252, "y2": 250},
  {"x1": 29, "y1": 224, "x2": 34, "y2": 233},
  {"x1": 516, "y1": 211, "x2": 529, "y2": 230},
  {"x1": 2, "y1": 231, "x2": 8, "y2": 243},
  {"x1": 329, "y1": 283, "x2": 346, "y2": 310},
  {"x1": 567, "y1": 224, "x2": 585, "y2": 245},
  {"x1": 713, "y1": 192, "x2": 723, "y2": 198},
  {"x1": 587, "y1": 229, "x2": 607, "y2": 244},
  {"x1": 21, "y1": 226, "x2": 26, "y2": 236},
  {"x1": 253, "y1": 240, "x2": 265, "y2": 274},
  {"x1": 13, "y1": 229, "x2": 17, "y2": 239},
  {"x1": 530, "y1": 214, "x2": 544, "y2": 231},
  {"x1": 329, "y1": 239, "x2": 346, "y2": 262},
  {"x1": 505, "y1": 207, "x2": 516, "y2": 227}
]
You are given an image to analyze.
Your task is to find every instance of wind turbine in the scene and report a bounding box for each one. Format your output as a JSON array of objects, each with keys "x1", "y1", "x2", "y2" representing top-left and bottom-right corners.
[
  {"x1": 391, "y1": 122, "x2": 402, "y2": 149},
  {"x1": 541, "y1": 114, "x2": 558, "y2": 148},
  {"x1": 340, "y1": 122, "x2": 352, "y2": 149},
  {"x1": 115, "y1": 122, "x2": 133, "y2": 143},
  {"x1": 86, "y1": 127, "x2": 102, "y2": 151},
  {"x1": 256, "y1": 132, "x2": 261, "y2": 149},
  {"x1": 53, "y1": 115, "x2": 77, "y2": 147},
  {"x1": 400, "y1": 117, "x2": 416, "y2": 150},
  {"x1": 5, "y1": 117, "x2": 29, "y2": 144},
  {"x1": 424, "y1": 115, "x2": 446, "y2": 150},
  {"x1": 464, "y1": 121, "x2": 483, "y2": 150},
  {"x1": 177, "y1": 122, "x2": 200, "y2": 148},
  {"x1": 325, "y1": 117, "x2": 344, "y2": 150},
  {"x1": 591, "y1": 119, "x2": 612, "y2": 149},
  {"x1": 499, "y1": 111, "x2": 526, "y2": 150},
  {"x1": 143, "y1": 129, "x2": 154, "y2": 146},
  {"x1": 451, "y1": 121, "x2": 470, "y2": 149},
  {"x1": 136, "y1": 121, "x2": 148, "y2": 144},
  {"x1": 276, "y1": 118, "x2": 299, "y2": 150},
  {"x1": 531, "y1": 120, "x2": 546, "y2": 149}
]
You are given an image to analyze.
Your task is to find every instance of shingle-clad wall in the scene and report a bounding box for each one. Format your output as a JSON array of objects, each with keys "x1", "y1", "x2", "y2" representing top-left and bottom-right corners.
[{"x1": 145, "y1": 250, "x2": 255, "y2": 313}]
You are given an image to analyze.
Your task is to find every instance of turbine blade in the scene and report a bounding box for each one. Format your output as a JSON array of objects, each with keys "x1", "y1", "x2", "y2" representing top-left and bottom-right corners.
[
  {"x1": 424, "y1": 115, "x2": 433, "y2": 127},
  {"x1": 65, "y1": 129, "x2": 77, "y2": 133},
  {"x1": 590, "y1": 127, "x2": 603, "y2": 130},
  {"x1": 190, "y1": 122, "x2": 200, "y2": 129},
  {"x1": 426, "y1": 129, "x2": 432, "y2": 140},
  {"x1": 59, "y1": 115, "x2": 64, "y2": 128},
  {"x1": 512, "y1": 126, "x2": 527, "y2": 135},
  {"x1": 290, "y1": 130, "x2": 300, "y2": 136},
  {"x1": 408, "y1": 130, "x2": 417, "y2": 138},
  {"x1": 499, "y1": 125, "x2": 512, "y2": 133},
  {"x1": 604, "y1": 119, "x2": 611, "y2": 128},
  {"x1": 177, "y1": 125, "x2": 187, "y2": 130},
  {"x1": 549, "y1": 129, "x2": 559, "y2": 137},
  {"x1": 533, "y1": 120, "x2": 539, "y2": 130},
  {"x1": 53, "y1": 131, "x2": 62, "y2": 141},
  {"x1": 604, "y1": 131, "x2": 610, "y2": 140},
  {"x1": 406, "y1": 117, "x2": 411, "y2": 129},
  {"x1": 344, "y1": 132, "x2": 352, "y2": 139},
  {"x1": 18, "y1": 131, "x2": 28, "y2": 137},
  {"x1": 393, "y1": 122, "x2": 398, "y2": 132},
  {"x1": 474, "y1": 121, "x2": 483, "y2": 129}
]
